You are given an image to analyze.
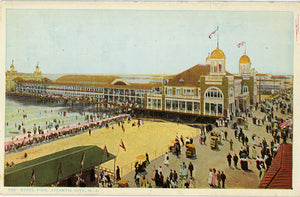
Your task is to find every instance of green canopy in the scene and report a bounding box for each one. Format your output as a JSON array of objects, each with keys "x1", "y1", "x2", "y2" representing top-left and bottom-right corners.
[{"x1": 5, "y1": 145, "x2": 115, "y2": 186}]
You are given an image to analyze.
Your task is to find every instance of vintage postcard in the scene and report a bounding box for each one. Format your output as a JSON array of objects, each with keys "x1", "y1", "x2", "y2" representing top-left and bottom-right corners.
[{"x1": 0, "y1": 1, "x2": 299, "y2": 196}]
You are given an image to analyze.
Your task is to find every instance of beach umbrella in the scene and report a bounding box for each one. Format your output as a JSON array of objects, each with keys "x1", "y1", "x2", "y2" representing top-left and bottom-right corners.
[{"x1": 136, "y1": 155, "x2": 146, "y2": 160}]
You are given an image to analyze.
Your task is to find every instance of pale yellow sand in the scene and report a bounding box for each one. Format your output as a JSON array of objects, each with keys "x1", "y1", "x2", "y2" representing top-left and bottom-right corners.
[{"x1": 4, "y1": 120, "x2": 199, "y2": 176}]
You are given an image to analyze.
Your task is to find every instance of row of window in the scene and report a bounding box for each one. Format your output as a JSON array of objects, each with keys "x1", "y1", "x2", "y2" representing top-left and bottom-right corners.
[
  {"x1": 165, "y1": 87, "x2": 200, "y2": 97},
  {"x1": 165, "y1": 100, "x2": 200, "y2": 112}
]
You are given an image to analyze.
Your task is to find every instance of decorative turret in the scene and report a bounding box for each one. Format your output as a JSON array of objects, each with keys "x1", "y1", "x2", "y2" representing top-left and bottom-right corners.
[
  {"x1": 34, "y1": 61, "x2": 41, "y2": 76},
  {"x1": 209, "y1": 47, "x2": 226, "y2": 75},
  {"x1": 239, "y1": 54, "x2": 251, "y2": 75}
]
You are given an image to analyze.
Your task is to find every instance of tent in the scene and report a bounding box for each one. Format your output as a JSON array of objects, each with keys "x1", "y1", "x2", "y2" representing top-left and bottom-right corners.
[{"x1": 5, "y1": 145, "x2": 115, "y2": 186}]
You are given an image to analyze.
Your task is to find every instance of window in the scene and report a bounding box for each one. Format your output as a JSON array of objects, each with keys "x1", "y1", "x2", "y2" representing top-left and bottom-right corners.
[
  {"x1": 172, "y1": 100, "x2": 178, "y2": 110},
  {"x1": 218, "y1": 104, "x2": 223, "y2": 115},
  {"x1": 166, "y1": 100, "x2": 171, "y2": 110},
  {"x1": 187, "y1": 102, "x2": 193, "y2": 111},
  {"x1": 194, "y1": 102, "x2": 200, "y2": 112},
  {"x1": 157, "y1": 99, "x2": 161, "y2": 108},
  {"x1": 167, "y1": 88, "x2": 172, "y2": 95},
  {"x1": 176, "y1": 88, "x2": 181, "y2": 95},
  {"x1": 204, "y1": 87, "x2": 223, "y2": 98},
  {"x1": 205, "y1": 103, "x2": 209, "y2": 114},
  {"x1": 211, "y1": 103, "x2": 216, "y2": 114},
  {"x1": 243, "y1": 84, "x2": 248, "y2": 93},
  {"x1": 179, "y1": 101, "x2": 185, "y2": 111}
]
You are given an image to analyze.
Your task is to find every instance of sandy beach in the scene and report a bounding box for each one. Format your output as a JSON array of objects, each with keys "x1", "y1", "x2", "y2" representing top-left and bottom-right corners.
[{"x1": 4, "y1": 119, "x2": 199, "y2": 176}]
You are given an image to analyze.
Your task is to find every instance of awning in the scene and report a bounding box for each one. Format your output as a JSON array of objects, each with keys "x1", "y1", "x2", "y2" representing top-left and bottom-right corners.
[{"x1": 4, "y1": 145, "x2": 115, "y2": 186}]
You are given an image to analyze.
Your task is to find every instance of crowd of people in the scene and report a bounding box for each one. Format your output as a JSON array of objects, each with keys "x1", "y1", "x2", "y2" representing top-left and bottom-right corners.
[{"x1": 4, "y1": 114, "x2": 129, "y2": 152}]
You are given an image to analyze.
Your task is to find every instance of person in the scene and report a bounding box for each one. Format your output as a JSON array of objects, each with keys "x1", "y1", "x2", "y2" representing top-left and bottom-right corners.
[
  {"x1": 158, "y1": 171, "x2": 164, "y2": 187},
  {"x1": 252, "y1": 146, "x2": 257, "y2": 159},
  {"x1": 188, "y1": 177, "x2": 194, "y2": 188},
  {"x1": 158, "y1": 166, "x2": 162, "y2": 175},
  {"x1": 135, "y1": 173, "x2": 140, "y2": 187},
  {"x1": 233, "y1": 154, "x2": 239, "y2": 168},
  {"x1": 212, "y1": 168, "x2": 216, "y2": 187},
  {"x1": 89, "y1": 128, "x2": 91, "y2": 136},
  {"x1": 208, "y1": 169, "x2": 213, "y2": 187},
  {"x1": 141, "y1": 176, "x2": 146, "y2": 188},
  {"x1": 164, "y1": 177, "x2": 170, "y2": 188},
  {"x1": 170, "y1": 178, "x2": 177, "y2": 188},
  {"x1": 180, "y1": 162, "x2": 187, "y2": 179},
  {"x1": 203, "y1": 134, "x2": 207, "y2": 145},
  {"x1": 180, "y1": 135, "x2": 184, "y2": 146},
  {"x1": 224, "y1": 131, "x2": 228, "y2": 141},
  {"x1": 164, "y1": 152, "x2": 169, "y2": 166},
  {"x1": 116, "y1": 166, "x2": 121, "y2": 181},
  {"x1": 188, "y1": 162, "x2": 194, "y2": 178},
  {"x1": 146, "y1": 153, "x2": 150, "y2": 165},
  {"x1": 260, "y1": 164, "x2": 266, "y2": 180},
  {"x1": 154, "y1": 170, "x2": 159, "y2": 187},
  {"x1": 217, "y1": 170, "x2": 222, "y2": 188},
  {"x1": 229, "y1": 139, "x2": 233, "y2": 151},
  {"x1": 221, "y1": 171, "x2": 226, "y2": 188},
  {"x1": 173, "y1": 170, "x2": 178, "y2": 183},
  {"x1": 227, "y1": 153, "x2": 232, "y2": 167},
  {"x1": 169, "y1": 169, "x2": 173, "y2": 181},
  {"x1": 184, "y1": 178, "x2": 190, "y2": 188}
]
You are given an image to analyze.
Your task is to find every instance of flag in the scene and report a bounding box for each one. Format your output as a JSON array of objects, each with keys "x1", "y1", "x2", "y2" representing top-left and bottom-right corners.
[
  {"x1": 237, "y1": 41, "x2": 245, "y2": 48},
  {"x1": 80, "y1": 153, "x2": 85, "y2": 168},
  {"x1": 30, "y1": 169, "x2": 35, "y2": 186},
  {"x1": 279, "y1": 117, "x2": 293, "y2": 129},
  {"x1": 103, "y1": 145, "x2": 109, "y2": 158},
  {"x1": 120, "y1": 139, "x2": 126, "y2": 151},
  {"x1": 209, "y1": 27, "x2": 218, "y2": 39}
]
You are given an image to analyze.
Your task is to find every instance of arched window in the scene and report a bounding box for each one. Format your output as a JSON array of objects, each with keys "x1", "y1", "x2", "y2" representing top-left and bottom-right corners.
[
  {"x1": 204, "y1": 87, "x2": 223, "y2": 98},
  {"x1": 243, "y1": 84, "x2": 248, "y2": 93}
]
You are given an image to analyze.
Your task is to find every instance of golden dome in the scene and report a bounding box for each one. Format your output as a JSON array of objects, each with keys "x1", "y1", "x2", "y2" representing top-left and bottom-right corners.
[
  {"x1": 210, "y1": 47, "x2": 225, "y2": 59},
  {"x1": 239, "y1": 54, "x2": 251, "y2": 64}
]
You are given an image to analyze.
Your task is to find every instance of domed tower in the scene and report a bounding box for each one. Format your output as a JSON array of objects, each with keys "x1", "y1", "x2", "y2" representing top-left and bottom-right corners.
[
  {"x1": 209, "y1": 47, "x2": 225, "y2": 75},
  {"x1": 9, "y1": 60, "x2": 16, "y2": 73},
  {"x1": 206, "y1": 53, "x2": 211, "y2": 65},
  {"x1": 239, "y1": 54, "x2": 251, "y2": 75},
  {"x1": 34, "y1": 62, "x2": 41, "y2": 76}
]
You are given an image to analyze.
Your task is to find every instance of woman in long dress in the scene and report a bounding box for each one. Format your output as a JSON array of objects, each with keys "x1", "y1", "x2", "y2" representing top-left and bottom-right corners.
[
  {"x1": 208, "y1": 169, "x2": 213, "y2": 186},
  {"x1": 211, "y1": 168, "x2": 216, "y2": 187},
  {"x1": 164, "y1": 152, "x2": 169, "y2": 166}
]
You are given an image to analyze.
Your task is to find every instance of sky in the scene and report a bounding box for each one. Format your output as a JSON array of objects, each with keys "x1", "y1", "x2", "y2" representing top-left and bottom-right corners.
[{"x1": 6, "y1": 9, "x2": 294, "y2": 75}]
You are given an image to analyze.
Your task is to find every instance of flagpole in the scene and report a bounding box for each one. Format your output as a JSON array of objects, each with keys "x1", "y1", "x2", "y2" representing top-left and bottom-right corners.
[
  {"x1": 217, "y1": 26, "x2": 219, "y2": 48},
  {"x1": 245, "y1": 42, "x2": 247, "y2": 54}
]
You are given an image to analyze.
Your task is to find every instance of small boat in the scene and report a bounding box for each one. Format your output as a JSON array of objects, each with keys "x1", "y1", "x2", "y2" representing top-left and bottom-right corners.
[{"x1": 9, "y1": 131, "x2": 20, "y2": 134}]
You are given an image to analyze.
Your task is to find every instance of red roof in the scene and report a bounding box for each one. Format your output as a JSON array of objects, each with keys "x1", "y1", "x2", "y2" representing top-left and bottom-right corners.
[
  {"x1": 258, "y1": 143, "x2": 292, "y2": 189},
  {"x1": 167, "y1": 64, "x2": 232, "y2": 87}
]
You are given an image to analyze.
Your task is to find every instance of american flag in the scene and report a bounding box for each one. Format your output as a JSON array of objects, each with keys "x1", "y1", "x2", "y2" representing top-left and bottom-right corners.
[
  {"x1": 120, "y1": 139, "x2": 126, "y2": 151},
  {"x1": 279, "y1": 117, "x2": 293, "y2": 129},
  {"x1": 209, "y1": 27, "x2": 218, "y2": 39},
  {"x1": 237, "y1": 41, "x2": 245, "y2": 48},
  {"x1": 103, "y1": 145, "x2": 109, "y2": 158},
  {"x1": 80, "y1": 153, "x2": 85, "y2": 168}
]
